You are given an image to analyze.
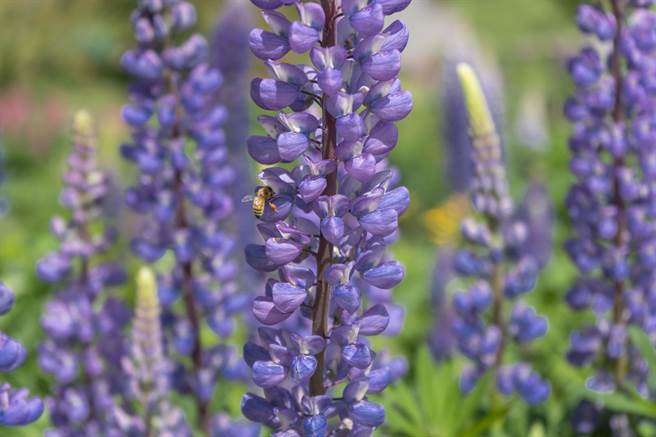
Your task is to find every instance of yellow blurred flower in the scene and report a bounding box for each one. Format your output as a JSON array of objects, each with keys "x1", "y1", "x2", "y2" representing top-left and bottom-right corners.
[{"x1": 423, "y1": 194, "x2": 470, "y2": 246}]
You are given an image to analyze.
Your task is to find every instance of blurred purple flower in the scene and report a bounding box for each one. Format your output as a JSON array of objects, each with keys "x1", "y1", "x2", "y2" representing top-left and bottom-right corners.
[
  {"x1": 120, "y1": 1, "x2": 252, "y2": 433},
  {"x1": 38, "y1": 111, "x2": 128, "y2": 435},
  {"x1": 565, "y1": 0, "x2": 656, "y2": 432},
  {"x1": 450, "y1": 64, "x2": 550, "y2": 405},
  {"x1": 109, "y1": 268, "x2": 191, "y2": 436}
]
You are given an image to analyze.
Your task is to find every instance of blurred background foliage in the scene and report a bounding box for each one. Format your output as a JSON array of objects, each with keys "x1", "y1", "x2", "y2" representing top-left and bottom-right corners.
[{"x1": 0, "y1": 0, "x2": 619, "y2": 435}]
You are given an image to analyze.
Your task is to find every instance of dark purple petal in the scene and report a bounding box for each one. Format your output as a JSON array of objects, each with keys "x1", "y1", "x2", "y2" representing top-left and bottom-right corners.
[
  {"x1": 248, "y1": 136, "x2": 281, "y2": 165},
  {"x1": 350, "y1": 401, "x2": 385, "y2": 427}
]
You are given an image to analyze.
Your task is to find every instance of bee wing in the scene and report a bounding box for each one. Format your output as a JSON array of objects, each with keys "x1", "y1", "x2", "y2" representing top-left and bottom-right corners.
[{"x1": 241, "y1": 194, "x2": 255, "y2": 203}]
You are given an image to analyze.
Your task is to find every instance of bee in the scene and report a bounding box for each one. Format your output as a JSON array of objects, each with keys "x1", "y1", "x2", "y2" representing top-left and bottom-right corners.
[{"x1": 242, "y1": 186, "x2": 277, "y2": 218}]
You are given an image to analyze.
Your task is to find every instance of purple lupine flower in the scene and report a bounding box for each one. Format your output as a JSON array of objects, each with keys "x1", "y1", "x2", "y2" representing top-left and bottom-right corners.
[
  {"x1": 0, "y1": 281, "x2": 43, "y2": 426},
  {"x1": 37, "y1": 111, "x2": 129, "y2": 435},
  {"x1": 450, "y1": 64, "x2": 550, "y2": 405},
  {"x1": 120, "y1": 2, "x2": 250, "y2": 434},
  {"x1": 242, "y1": 0, "x2": 412, "y2": 434},
  {"x1": 110, "y1": 268, "x2": 191, "y2": 436},
  {"x1": 565, "y1": 0, "x2": 656, "y2": 432}
]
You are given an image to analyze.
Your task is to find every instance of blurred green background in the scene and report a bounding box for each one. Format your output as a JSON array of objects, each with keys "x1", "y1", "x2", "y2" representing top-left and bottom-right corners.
[{"x1": 0, "y1": 0, "x2": 614, "y2": 435}]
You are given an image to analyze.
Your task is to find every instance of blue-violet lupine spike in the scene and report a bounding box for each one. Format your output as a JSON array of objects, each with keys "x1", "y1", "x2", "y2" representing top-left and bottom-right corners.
[
  {"x1": 451, "y1": 64, "x2": 550, "y2": 405},
  {"x1": 37, "y1": 111, "x2": 128, "y2": 435},
  {"x1": 242, "y1": 0, "x2": 412, "y2": 434},
  {"x1": 109, "y1": 268, "x2": 191, "y2": 437},
  {"x1": 565, "y1": 0, "x2": 656, "y2": 433},
  {"x1": 121, "y1": 1, "x2": 250, "y2": 434}
]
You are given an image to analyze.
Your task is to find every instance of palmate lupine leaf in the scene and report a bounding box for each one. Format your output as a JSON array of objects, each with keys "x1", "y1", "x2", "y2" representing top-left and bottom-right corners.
[{"x1": 384, "y1": 347, "x2": 510, "y2": 437}]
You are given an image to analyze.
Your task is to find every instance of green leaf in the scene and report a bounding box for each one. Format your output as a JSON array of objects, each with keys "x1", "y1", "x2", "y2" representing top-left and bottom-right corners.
[
  {"x1": 461, "y1": 402, "x2": 512, "y2": 437},
  {"x1": 582, "y1": 390, "x2": 656, "y2": 419},
  {"x1": 629, "y1": 327, "x2": 656, "y2": 388}
]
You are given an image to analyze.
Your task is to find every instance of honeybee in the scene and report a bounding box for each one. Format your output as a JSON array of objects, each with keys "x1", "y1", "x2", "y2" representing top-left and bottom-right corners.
[{"x1": 242, "y1": 186, "x2": 277, "y2": 218}]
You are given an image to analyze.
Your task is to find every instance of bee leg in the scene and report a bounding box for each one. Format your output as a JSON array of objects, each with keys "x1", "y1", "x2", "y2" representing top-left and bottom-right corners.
[{"x1": 268, "y1": 202, "x2": 278, "y2": 211}]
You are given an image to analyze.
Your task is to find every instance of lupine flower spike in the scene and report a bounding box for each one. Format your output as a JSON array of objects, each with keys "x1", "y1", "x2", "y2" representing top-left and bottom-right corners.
[
  {"x1": 242, "y1": 0, "x2": 413, "y2": 434},
  {"x1": 451, "y1": 64, "x2": 550, "y2": 405},
  {"x1": 111, "y1": 267, "x2": 191, "y2": 437},
  {"x1": 121, "y1": 1, "x2": 250, "y2": 434},
  {"x1": 38, "y1": 111, "x2": 129, "y2": 435},
  {"x1": 565, "y1": 0, "x2": 656, "y2": 433}
]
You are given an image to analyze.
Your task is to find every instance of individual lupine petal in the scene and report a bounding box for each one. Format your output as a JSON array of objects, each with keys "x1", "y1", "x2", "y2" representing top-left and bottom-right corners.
[
  {"x1": 266, "y1": 238, "x2": 303, "y2": 265},
  {"x1": 378, "y1": 0, "x2": 412, "y2": 15},
  {"x1": 333, "y1": 284, "x2": 360, "y2": 314},
  {"x1": 252, "y1": 361, "x2": 287, "y2": 388},
  {"x1": 509, "y1": 304, "x2": 548, "y2": 344},
  {"x1": 272, "y1": 282, "x2": 307, "y2": 313},
  {"x1": 358, "y1": 304, "x2": 390, "y2": 335},
  {"x1": 121, "y1": 50, "x2": 164, "y2": 80},
  {"x1": 241, "y1": 393, "x2": 277, "y2": 425},
  {"x1": 248, "y1": 136, "x2": 281, "y2": 164},
  {"x1": 342, "y1": 343, "x2": 373, "y2": 369},
  {"x1": 291, "y1": 354, "x2": 317, "y2": 381},
  {"x1": 289, "y1": 8, "x2": 323, "y2": 54},
  {"x1": 249, "y1": 28, "x2": 290, "y2": 61},
  {"x1": 512, "y1": 364, "x2": 551, "y2": 405},
  {"x1": 277, "y1": 132, "x2": 309, "y2": 162},
  {"x1": 336, "y1": 113, "x2": 364, "y2": 141},
  {"x1": 246, "y1": 244, "x2": 279, "y2": 272},
  {"x1": 0, "y1": 334, "x2": 26, "y2": 372},
  {"x1": 251, "y1": 78, "x2": 299, "y2": 110},
  {"x1": 299, "y1": 177, "x2": 327, "y2": 203},
  {"x1": 363, "y1": 261, "x2": 404, "y2": 289},
  {"x1": 36, "y1": 253, "x2": 71, "y2": 283},
  {"x1": 568, "y1": 47, "x2": 603, "y2": 87},
  {"x1": 0, "y1": 284, "x2": 14, "y2": 316},
  {"x1": 362, "y1": 50, "x2": 401, "y2": 81},
  {"x1": 346, "y1": 153, "x2": 377, "y2": 182},
  {"x1": 0, "y1": 385, "x2": 44, "y2": 426},
  {"x1": 577, "y1": 4, "x2": 616, "y2": 40},
  {"x1": 350, "y1": 400, "x2": 385, "y2": 428},
  {"x1": 360, "y1": 208, "x2": 398, "y2": 235},
  {"x1": 369, "y1": 89, "x2": 413, "y2": 121},
  {"x1": 303, "y1": 415, "x2": 327, "y2": 437},
  {"x1": 342, "y1": 2, "x2": 385, "y2": 36},
  {"x1": 321, "y1": 216, "x2": 345, "y2": 245},
  {"x1": 171, "y1": 1, "x2": 197, "y2": 30},
  {"x1": 253, "y1": 297, "x2": 293, "y2": 325}
]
